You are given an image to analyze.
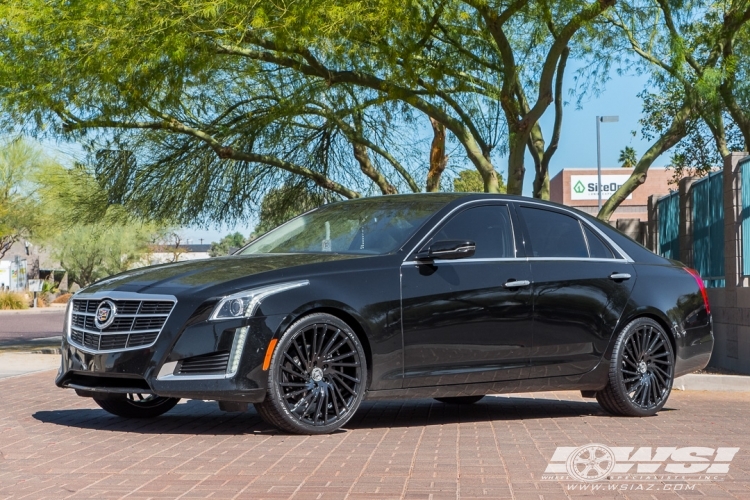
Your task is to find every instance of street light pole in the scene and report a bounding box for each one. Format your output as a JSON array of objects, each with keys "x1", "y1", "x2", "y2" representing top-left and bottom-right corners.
[{"x1": 596, "y1": 115, "x2": 619, "y2": 211}]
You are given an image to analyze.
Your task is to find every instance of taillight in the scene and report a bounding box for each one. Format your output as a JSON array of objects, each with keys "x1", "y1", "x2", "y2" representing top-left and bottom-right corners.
[{"x1": 684, "y1": 267, "x2": 710, "y2": 315}]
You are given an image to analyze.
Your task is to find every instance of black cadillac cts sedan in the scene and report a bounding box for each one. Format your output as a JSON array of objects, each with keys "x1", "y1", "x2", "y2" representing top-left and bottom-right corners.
[{"x1": 57, "y1": 194, "x2": 713, "y2": 434}]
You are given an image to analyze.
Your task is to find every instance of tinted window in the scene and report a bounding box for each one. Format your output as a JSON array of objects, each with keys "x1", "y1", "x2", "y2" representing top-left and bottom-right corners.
[
  {"x1": 520, "y1": 207, "x2": 588, "y2": 258},
  {"x1": 581, "y1": 213, "x2": 665, "y2": 264},
  {"x1": 241, "y1": 199, "x2": 447, "y2": 255},
  {"x1": 428, "y1": 205, "x2": 514, "y2": 258},
  {"x1": 584, "y1": 225, "x2": 614, "y2": 259}
]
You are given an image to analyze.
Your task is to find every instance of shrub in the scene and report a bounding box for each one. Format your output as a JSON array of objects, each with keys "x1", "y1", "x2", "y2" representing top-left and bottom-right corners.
[
  {"x1": 0, "y1": 291, "x2": 29, "y2": 310},
  {"x1": 52, "y1": 293, "x2": 72, "y2": 304}
]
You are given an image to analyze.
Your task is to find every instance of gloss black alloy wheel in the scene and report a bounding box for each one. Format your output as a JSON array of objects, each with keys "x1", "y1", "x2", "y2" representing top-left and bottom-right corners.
[
  {"x1": 93, "y1": 393, "x2": 180, "y2": 418},
  {"x1": 597, "y1": 317, "x2": 674, "y2": 417},
  {"x1": 255, "y1": 313, "x2": 367, "y2": 434}
]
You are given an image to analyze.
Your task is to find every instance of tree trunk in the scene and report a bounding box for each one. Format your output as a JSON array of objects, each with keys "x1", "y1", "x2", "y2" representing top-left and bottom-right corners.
[
  {"x1": 426, "y1": 117, "x2": 448, "y2": 192},
  {"x1": 528, "y1": 123, "x2": 548, "y2": 199},
  {"x1": 598, "y1": 103, "x2": 693, "y2": 221},
  {"x1": 352, "y1": 144, "x2": 398, "y2": 195},
  {"x1": 506, "y1": 130, "x2": 526, "y2": 195}
]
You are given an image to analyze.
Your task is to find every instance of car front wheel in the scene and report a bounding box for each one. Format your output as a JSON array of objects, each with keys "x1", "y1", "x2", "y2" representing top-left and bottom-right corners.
[
  {"x1": 597, "y1": 317, "x2": 675, "y2": 417},
  {"x1": 255, "y1": 313, "x2": 367, "y2": 434}
]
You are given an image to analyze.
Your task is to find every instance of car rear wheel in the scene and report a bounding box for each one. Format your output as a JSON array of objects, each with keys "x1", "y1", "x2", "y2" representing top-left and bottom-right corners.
[
  {"x1": 94, "y1": 393, "x2": 180, "y2": 418},
  {"x1": 597, "y1": 317, "x2": 674, "y2": 417},
  {"x1": 434, "y1": 396, "x2": 485, "y2": 405},
  {"x1": 255, "y1": 313, "x2": 367, "y2": 434}
]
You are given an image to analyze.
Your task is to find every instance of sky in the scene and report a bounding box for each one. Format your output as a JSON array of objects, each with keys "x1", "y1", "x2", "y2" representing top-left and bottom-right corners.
[{"x1": 41, "y1": 69, "x2": 661, "y2": 246}]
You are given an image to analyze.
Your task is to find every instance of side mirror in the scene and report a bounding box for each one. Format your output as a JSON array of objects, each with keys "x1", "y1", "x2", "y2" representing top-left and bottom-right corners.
[{"x1": 415, "y1": 240, "x2": 476, "y2": 261}]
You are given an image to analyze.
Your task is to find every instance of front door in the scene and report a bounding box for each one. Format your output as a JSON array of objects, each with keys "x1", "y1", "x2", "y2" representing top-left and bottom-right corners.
[
  {"x1": 401, "y1": 204, "x2": 534, "y2": 387},
  {"x1": 516, "y1": 205, "x2": 636, "y2": 378}
]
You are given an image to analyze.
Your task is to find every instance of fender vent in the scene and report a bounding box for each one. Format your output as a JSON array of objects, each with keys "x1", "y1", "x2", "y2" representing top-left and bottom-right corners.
[{"x1": 177, "y1": 351, "x2": 230, "y2": 375}]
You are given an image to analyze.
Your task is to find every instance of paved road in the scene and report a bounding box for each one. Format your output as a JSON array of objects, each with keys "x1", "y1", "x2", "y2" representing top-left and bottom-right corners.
[
  {"x1": 1, "y1": 371, "x2": 749, "y2": 499},
  {"x1": 0, "y1": 309, "x2": 64, "y2": 347}
]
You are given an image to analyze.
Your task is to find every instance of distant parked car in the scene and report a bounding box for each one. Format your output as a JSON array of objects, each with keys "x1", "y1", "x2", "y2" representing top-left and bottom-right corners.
[{"x1": 57, "y1": 194, "x2": 713, "y2": 434}]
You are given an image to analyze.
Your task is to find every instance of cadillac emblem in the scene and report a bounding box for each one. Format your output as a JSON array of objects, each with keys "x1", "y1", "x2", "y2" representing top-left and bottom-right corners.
[{"x1": 94, "y1": 300, "x2": 117, "y2": 330}]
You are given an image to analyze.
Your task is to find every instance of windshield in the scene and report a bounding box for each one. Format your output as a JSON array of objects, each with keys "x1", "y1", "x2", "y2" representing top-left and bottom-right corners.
[{"x1": 240, "y1": 198, "x2": 447, "y2": 255}]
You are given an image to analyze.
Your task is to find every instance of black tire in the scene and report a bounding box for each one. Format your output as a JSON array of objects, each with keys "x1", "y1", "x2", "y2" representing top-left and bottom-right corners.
[
  {"x1": 435, "y1": 395, "x2": 485, "y2": 405},
  {"x1": 254, "y1": 313, "x2": 367, "y2": 434},
  {"x1": 596, "y1": 317, "x2": 675, "y2": 417},
  {"x1": 94, "y1": 393, "x2": 179, "y2": 418}
]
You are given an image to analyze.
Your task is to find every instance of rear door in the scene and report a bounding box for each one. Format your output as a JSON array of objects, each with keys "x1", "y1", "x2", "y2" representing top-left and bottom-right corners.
[{"x1": 516, "y1": 204, "x2": 636, "y2": 377}]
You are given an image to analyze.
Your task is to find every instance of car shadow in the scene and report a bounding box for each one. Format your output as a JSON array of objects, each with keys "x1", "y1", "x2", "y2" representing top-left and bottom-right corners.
[{"x1": 30, "y1": 396, "x2": 646, "y2": 435}]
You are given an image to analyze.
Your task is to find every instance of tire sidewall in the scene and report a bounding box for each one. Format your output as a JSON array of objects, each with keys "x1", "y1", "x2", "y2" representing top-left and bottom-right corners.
[
  {"x1": 266, "y1": 313, "x2": 367, "y2": 434},
  {"x1": 612, "y1": 318, "x2": 674, "y2": 416}
]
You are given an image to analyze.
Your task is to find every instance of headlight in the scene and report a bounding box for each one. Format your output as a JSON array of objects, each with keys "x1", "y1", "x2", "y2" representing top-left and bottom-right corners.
[{"x1": 209, "y1": 280, "x2": 309, "y2": 321}]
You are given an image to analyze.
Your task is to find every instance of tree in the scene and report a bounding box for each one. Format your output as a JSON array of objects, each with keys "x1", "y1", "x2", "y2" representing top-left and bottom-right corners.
[
  {"x1": 255, "y1": 184, "x2": 330, "y2": 235},
  {"x1": 592, "y1": 0, "x2": 750, "y2": 221},
  {"x1": 35, "y1": 156, "x2": 170, "y2": 285},
  {"x1": 209, "y1": 232, "x2": 248, "y2": 257},
  {"x1": 0, "y1": 0, "x2": 618, "y2": 221},
  {"x1": 453, "y1": 169, "x2": 506, "y2": 193},
  {"x1": 618, "y1": 147, "x2": 637, "y2": 168},
  {"x1": 50, "y1": 223, "x2": 156, "y2": 287},
  {"x1": 0, "y1": 139, "x2": 49, "y2": 258}
]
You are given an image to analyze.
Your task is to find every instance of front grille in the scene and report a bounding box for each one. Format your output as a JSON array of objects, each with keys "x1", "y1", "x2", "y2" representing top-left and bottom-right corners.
[
  {"x1": 69, "y1": 297, "x2": 176, "y2": 352},
  {"x1": 177, "y1": 351, "x2": 230, "y2": 375}
]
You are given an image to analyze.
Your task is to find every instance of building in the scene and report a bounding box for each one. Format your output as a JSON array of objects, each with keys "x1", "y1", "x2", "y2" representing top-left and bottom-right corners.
[
  {"x1": 550, "y1": 167, "x2": 675, "y2": 243},
  {"x1": 145, "y1": 243, "x2": 211, "y2": 265}
]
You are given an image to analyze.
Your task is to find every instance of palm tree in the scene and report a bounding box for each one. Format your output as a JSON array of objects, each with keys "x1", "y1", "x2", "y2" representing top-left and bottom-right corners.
[{"x1": 618, "y1": 147, "x2": 637, "y2": 168}]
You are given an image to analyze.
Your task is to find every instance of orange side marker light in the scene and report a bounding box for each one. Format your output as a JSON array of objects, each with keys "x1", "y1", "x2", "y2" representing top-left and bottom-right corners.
[{"x1": 262, "y1": 339, "x2": 278, "y2": 371}]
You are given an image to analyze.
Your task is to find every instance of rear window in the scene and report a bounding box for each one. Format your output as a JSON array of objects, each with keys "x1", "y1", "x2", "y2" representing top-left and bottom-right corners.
[{"x1": 581, "y1": 213, "x2": 667, "y2": 264}]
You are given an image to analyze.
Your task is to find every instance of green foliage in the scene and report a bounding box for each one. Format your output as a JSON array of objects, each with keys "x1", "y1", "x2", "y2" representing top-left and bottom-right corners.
[
  {"x1": 0, "y1": 291, "x2": 28, "y2": 310},
  {"x1": 0, "y1": 139, "x2": 52, "y2": 258},
  {"x1": 256, "y1": 185, "x2": 330, "y2": 235},
  {"x1": 33, "y1": 155, "x2": 170, "y2": 286},
  {"x1": 209, "y1": 232, "x2": 249, "y2": 257},
  {"x1": 452, "y1": 170, "x2": 506, "y2": 194},
  {"x1": 618, "y1": 147, "x2": 637, "y2": 168},
  {"x1": 48, "y1": 223, "x2": 156, "y2": 287}
]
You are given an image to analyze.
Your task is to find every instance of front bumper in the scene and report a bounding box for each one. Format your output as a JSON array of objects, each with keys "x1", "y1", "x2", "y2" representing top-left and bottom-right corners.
[{"x1": 57, "y1": 312, "x2": 286, "y2": 403}]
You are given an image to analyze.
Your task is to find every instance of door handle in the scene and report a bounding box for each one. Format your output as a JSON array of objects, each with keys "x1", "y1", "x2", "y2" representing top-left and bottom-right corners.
[
  {"x1": 609, "y1": 273, "x2": 631, "y2": 281},
  {"x1": 504, "y1": 279, "x2": 531, "y2": 288}
]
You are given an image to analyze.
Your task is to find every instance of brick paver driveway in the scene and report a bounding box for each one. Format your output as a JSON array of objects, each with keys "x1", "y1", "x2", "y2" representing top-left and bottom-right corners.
[{"x1": 1, "y1": 371, "x2": 749, "y2": 499}]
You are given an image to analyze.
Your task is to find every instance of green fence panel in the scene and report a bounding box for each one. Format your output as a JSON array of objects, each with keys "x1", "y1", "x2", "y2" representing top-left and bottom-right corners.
[
  {"x1": 742, "y1": 158, "x2": 750, "y2": 277},
  {"x1": 692, "y1": 171, "x2": 725, "y2": 287},
  {"x1": 657, "y1": 192, "x2": 680, "y2": 260}
]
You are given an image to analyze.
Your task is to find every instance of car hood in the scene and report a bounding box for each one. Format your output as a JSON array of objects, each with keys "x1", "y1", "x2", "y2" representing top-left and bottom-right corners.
[{"x1": 80, "y1": 253, "x2": 363, "y2": 296}]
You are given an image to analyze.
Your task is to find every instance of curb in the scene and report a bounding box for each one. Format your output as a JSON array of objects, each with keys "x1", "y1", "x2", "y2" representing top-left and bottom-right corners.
[
  {"x1": 0, "y1": 306, "x2": 67, "y2": 315},
  {"x1": 673, "y1": 373, "x2": 750, "y2": 392}
]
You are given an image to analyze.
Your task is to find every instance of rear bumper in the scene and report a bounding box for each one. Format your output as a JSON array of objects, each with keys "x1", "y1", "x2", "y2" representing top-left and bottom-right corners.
[
  {"x1": 674, "y1": 321, "x2": 714, "y2": 379},
  {"x1": 56, "y1": 313, "x2": 286, "y2": 403}
]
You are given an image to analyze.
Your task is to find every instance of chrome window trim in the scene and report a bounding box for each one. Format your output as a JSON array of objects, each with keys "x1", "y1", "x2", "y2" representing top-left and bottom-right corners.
[
  {"x1": 402, "y1": 257, "x2": 521, "y2": 266},
  {"x1": 525, "y1": 257, "x2": 631, "y2": 262},
  {"x1": 403, "y1": 198, "x2": 634, "y2": 264},
  {"x1": 67, "y1": 291, "x2": 177, "y2": 354},
  {"x1": 402, "y1": 256, "x2": 629, "y2": 266},
  {"x1": 402, "y1": 200, "x2": 518, "y2": 263},
  {"x1": 515, "y1": 199, "x2": 633, "y2": 262}
]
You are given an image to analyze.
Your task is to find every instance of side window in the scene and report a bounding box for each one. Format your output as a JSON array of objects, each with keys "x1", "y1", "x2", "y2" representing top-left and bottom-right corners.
[
  {"x1": 427, "y1": 205, "x2": 514, "y2": 258},
  {"x1": 583, "y1": 225, "x2": 615, "y2": 259},
  {"x1": 519, "y1": 207, "x2": 588, "y2": 258}
]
